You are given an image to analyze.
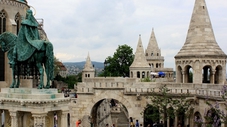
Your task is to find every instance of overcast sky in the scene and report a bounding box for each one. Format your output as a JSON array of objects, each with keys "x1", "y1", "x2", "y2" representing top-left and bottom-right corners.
[{"x1": 27, "y1": 0, "x2": 227, "y2": 70}]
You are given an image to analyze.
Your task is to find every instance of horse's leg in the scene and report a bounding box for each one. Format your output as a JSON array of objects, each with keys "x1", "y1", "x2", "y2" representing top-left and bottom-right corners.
[
  {"x1": 44, "y1": 66, "x2": 50, "y2": 89},
  {"x1": 9, "y1": 64, "x2": 16, "y2": 88},
  {"x1": 36, "y1": 62, "x2": 44, "y2": 89},
  {"x1": 15, "y1": 64, "x2": 20, "y2": 88}
]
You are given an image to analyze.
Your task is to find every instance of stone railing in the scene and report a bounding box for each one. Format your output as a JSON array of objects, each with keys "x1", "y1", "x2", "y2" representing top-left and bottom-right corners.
[{"x1": 77, "y1": 78, "x2": 224, "y2": 98}]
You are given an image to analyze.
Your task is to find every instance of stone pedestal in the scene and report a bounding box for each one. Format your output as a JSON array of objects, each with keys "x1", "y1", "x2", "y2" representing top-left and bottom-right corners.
[{"x1": 0, "y1": 88, "x2": 70, "y2": 127}]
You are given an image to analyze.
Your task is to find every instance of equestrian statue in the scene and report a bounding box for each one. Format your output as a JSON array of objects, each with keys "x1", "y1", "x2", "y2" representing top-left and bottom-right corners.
[{"x1": 0, "y1": 9, "x2": 54, "y2": 89}]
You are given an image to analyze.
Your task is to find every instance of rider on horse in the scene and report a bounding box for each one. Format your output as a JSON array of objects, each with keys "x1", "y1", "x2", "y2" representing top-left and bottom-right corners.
[{"x1": 11, "y1": 9, "x2": 45, "y2": 65}]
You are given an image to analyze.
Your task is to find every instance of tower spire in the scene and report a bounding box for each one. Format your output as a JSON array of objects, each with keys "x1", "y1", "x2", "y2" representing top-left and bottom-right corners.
[
  {"x1": 130, "y1": 35, "x2": 150, "y2": 68},
  {"x1": 175, "y1": 0, "x2": 226, "y2": 58}
]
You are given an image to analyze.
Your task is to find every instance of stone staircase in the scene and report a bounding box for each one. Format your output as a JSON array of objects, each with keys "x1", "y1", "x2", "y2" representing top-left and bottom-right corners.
[{"x1": 111, "y1": 111, "x2": 129, "y2": 127}]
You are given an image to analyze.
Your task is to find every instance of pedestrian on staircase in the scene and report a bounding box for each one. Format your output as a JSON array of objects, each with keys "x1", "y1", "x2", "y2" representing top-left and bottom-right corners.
[{"x1": 136, "y1": 120, "x2": 140, "y2": 127}]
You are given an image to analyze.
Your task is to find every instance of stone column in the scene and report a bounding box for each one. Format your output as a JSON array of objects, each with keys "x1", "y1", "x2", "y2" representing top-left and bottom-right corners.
[
  {"x1": 60, "y1": 111, "x2": 69, "y2": 127},
  {"x1": 32, "y1": 113, "x2": 47, "y2": 127},
  {"x1": 174, "y1": 113, "x2": 178, "y2": 127},
  {"x1": 0, "y1": 110, "x2": 2, "y2": 126},
  {"x1": 211, "y1": 70, "x2": 216, "y2": 84},
  {"x1": 9, "y1": 111, "x2": 18, "y2": 127},
  {"x1": 181, "y1": 71, "x2": 185, "y2": 83}
]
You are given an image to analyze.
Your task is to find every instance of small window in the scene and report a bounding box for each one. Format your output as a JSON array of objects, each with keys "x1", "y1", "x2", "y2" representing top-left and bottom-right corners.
[
  {"x1": 157, "y1": 53, "x2": 159, "y2": 56},
  {"x1": 146, "y1": 53, "x2": 148, "y2": 56},
  {"x1": 151, "y1": 53, "x2": 153, "y2": 56}
]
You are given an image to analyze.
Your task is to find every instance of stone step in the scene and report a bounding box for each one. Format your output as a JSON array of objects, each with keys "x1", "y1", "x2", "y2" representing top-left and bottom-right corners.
[{"x1": 111, "y1": 111, "x2": 129, "y2": 127}]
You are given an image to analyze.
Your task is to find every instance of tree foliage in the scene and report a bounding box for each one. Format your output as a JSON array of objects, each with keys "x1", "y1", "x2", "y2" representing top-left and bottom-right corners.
[
  {"x1": 103, "y1": 44, "x2": 134, "y2": 77},
  {"x1": 144, "y1": 85, "x2": 192, "y2": 126}
]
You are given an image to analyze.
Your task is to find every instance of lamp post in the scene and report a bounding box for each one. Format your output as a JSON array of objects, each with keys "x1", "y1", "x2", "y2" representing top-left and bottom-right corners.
[{"x1": 104, "y1": 59, "x2": 107, "y2": 78}]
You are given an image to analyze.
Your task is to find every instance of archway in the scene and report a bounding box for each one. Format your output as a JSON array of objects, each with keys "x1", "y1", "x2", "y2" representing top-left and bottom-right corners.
[
  {"x1": 168, "y1": 107, "x2": 174, "y2": 127},
  {"x1": 194, "y1": 111, "x2": 202, "y2": 127},
  {"x1": 177, "y1": 107, "x2": 186, "y2": 127},
  {"x1": 143, "y1": 104, "x2": 159, "y2": 127},
  {"x1": 177, "y1": 66, "x2": 183, "y2": 83},
  {"x1": 202, "y1": 65, "x2": 212, "y2": 83},
  {"x1": 184, "y1": 65, "x2": 193, "y2": 83},
  {"x1": 215, "y1": 65, "x2": 223, "y2": 84},
  {"x1": 204, "y1": 108, "x2": 221, "y2": 126},
  {"x1": 90, "y1": 98, "x2": 129, "y2": 127}
]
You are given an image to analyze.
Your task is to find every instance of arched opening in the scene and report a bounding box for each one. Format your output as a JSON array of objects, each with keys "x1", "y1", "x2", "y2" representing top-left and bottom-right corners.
[
  {"x1": 0, "y1": 10, "x2": 7, "y2": 81},
  {"x1": 202, "y1": 65, "x2": 211, "y2": 83},
  {"x1": 184, "y1": 65, "x2": 193, "y2": 83},
  {"x1": 177, "y1": 107, "x2": 186, "y2": 127},
  {"x1": 204, "y1": 108, "x2": 221, "y2": 126},
  {"x1": 15, "y1": 12, "x2": 21, "y2": 34},
  {"x1": 177, "y1": 66, "x2": 183, "y2": 83},
  {"x1": 215, "y1": 65, "x2": 223, "y2": 84},
  {"x1": 90, "y1": 98, "x2": 129, "y2": 127},
  {"x1": 194, "y1": 111, "x2": 202, "y2": 127},
  {"x1": 68, "y1": 113, "x2": 70, "y2": 127},
  {"x1": 143, "y1": 104, "x2": 159, "y2": 127},
  {"x1": 168, "y1": 107, "x2": 174, "y2": 127},
  {"x1": 156, "y1": 63, "x2": 158, "y2": 68},
  {"x1": 142, "y1": 71, "x2": 145, "y2": 78},
  {"x1": 137, "y1": 71, "x2": 140, "y2": 78}
]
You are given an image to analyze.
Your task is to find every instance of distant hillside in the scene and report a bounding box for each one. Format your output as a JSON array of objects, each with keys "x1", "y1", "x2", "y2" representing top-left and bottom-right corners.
[{"x1": 63, "y1": 61, "x2": 104, "y2": 69}]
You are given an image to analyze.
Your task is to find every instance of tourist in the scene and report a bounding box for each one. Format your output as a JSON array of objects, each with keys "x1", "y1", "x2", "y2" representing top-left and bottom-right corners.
[
  {"x1": 147, "y1": 124, "x2": 151, "y2": 127},
  {"x1": 75, "y1": 119, "x2": 81, "y2": 127},
  {"x1": 136, "y1": 120, "x2": 140, "y2": 127}
]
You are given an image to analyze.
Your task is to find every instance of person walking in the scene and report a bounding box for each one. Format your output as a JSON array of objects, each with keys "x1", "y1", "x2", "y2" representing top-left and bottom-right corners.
[
  {"x1": 75, "y1": 119, "x2": 81, "y2": 127},
  {"x1": 135, "y1": 120, "x2": 140, "y2": 127}
]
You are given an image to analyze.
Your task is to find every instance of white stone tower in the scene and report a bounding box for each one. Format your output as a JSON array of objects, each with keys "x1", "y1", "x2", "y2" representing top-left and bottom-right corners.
[
  {"x1": 130, "y1": 35, "x2": 150, "y2": 78},
  {"x1": 145, "y1": 28, "x2": 164, "y2": 69},
  {"x1": 175, "y1": 0, "x2": 227, "y2": 84},
  {"x1": 82, "y1": 53, "x2": 95, "y2": 82}
]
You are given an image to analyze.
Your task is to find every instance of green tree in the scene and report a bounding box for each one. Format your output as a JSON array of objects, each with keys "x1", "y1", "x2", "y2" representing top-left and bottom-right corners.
[
  {"x1": 144, "y1": 85, "x2": 192, "y2": 127},
  {"x1": 103, "y1": 44, "x2": 134, "y2": 77},
  {"x1": 53, "y1": 57, "x2": 60, "y2": 77}
]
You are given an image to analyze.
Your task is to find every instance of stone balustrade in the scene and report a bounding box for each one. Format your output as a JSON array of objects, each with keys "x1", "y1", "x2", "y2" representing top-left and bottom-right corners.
[{"x1": 77, "y1": 77, "x2": 225, "y2": 99}]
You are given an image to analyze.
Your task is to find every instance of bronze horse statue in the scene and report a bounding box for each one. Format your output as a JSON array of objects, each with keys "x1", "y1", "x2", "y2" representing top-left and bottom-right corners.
[{"x1": 0, "y1": 32, "x2": 54, "y2": 89}]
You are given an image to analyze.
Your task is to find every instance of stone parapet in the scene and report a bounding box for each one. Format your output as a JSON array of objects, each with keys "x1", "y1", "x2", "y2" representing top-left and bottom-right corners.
[{"x1": 0, "y1": 88, "x2": 64, "y2": 99}]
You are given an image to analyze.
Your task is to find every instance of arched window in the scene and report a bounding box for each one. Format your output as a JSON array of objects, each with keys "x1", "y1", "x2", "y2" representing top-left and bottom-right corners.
[
  {"x1": 146, "y1": 53, "x2": 148, "y2": 56},
  {"x1": 151, "y1": 53, "x2": 153, "y2": 56},
  {"x1": 157, "y1": 53, "x2": 159, "y2": 56},
  {"x1": 15, "y1": 13, "x2": 21, "y2": 34},
  {"x1": 0, "y1": 10, "x2": 7, "y2": 34},
  {"x1": 0, "y1": 10, "x2": 6, "y2": 81}
]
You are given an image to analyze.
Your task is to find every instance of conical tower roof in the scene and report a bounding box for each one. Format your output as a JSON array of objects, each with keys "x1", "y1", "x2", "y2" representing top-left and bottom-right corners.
[
  {"x1": 146, "y1": 28, "x2": 160, "y2": 53},
  {"x1": 130, "y1": 35, "x2": 150, "y2": 68},
  {"x1": 83, "y1": 53, "x2": 94, "y2": 71},
  {"x1": 175, "y1": 0, "x2": 226, "y2": 58}
]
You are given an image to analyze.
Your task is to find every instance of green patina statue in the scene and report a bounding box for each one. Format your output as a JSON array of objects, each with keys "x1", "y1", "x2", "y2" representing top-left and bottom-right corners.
[{"x1": 0, "y1": 9, "x2": 54, "y2": 89}]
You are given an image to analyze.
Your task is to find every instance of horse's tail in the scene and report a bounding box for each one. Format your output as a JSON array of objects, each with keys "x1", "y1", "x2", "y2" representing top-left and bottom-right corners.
[{"x1": 45, "y1": 42, "x2": 54, "y2": 80}]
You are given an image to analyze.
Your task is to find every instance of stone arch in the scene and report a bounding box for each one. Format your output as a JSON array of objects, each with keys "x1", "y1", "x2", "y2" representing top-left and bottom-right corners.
[
  {"x1": 215, "y1": 65, "x2": 223, "y2": 84},
  {"x1": 142, "y1": 71, "x2": 145, "y2": 78},
  {"x1": 86, "y1": 91, "x2": 133, "y2": 115},
  {"x1": 168, "y1": 107, "x2": 174, "y2": 127},
  {"x1": 204, "y1": 108, "x2": 221, "y2": 126},
  {"x1": 202, "y1": 65, "x2": 212, "y2": 83},
  {"x1": 86, "y1": 92, "x2": 133, "y2": 127},
  {"x1": 143, "y1": 104, "x2": 159, "y2": 127},
  {"x1": 137, "y1": 71, "x2": 140, "y2": 78},
  {"x1": 15, "y1": 12, "x2": 21, "y2": 34},
  {"x1": 184, "y1": 65, "x2": 193, "y2": 83},
  {"x1": 194, "y1": 111, "x2": 202, "y2": 127},
  {"x1": 176, "y1": 65, "x2": 183, "y2": 83},
  {"x1": 0, "y1": 9, "x2": 7, "y2": 81}
]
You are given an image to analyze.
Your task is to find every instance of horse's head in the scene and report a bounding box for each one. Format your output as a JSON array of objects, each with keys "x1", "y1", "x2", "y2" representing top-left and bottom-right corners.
[{"x1": 0, "y1": 32, "x2": 17, "y2": 52}]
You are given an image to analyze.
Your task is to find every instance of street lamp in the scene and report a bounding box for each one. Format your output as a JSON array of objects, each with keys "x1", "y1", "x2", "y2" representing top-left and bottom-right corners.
[{"x1": 104, "y1": 59, "x2": 107, "y2": 78}]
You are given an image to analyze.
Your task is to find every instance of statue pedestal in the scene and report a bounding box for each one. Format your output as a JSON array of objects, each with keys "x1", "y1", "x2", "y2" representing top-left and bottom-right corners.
[{"x1": 0, "y1": 88, "x2": 70, "y2": 127}]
